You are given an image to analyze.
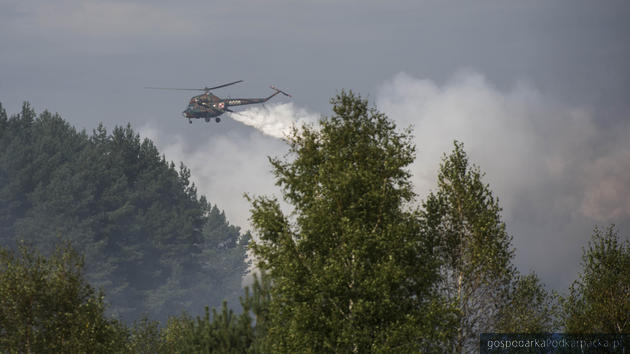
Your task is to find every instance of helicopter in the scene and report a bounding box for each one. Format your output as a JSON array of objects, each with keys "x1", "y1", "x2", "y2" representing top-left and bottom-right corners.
[{"x1": 145, "y1": 80, "x2": 291, "y2": 123}]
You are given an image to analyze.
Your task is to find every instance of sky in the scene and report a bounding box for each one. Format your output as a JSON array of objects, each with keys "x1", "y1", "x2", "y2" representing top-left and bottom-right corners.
[{"x1": 1, "y1": 0, "x2": 629, "y2": 291}]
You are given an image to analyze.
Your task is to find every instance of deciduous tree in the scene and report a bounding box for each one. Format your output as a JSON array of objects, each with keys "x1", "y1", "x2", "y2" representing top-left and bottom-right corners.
[
  {"x1": 563, "y1": 225, "x2": 630, "y2": 333},
  {"x1": 249, "y1": 91, "x2": 454, "y2": 352},
  {"x1": 495, "y1": 272, "x2": 559, "y2": 333},
  {"x1": 422, "y1": 141, "x2": 515, "y2": 352},
  {"x1": 0, "y1": 242, "x2": 127, "y2": 353}
]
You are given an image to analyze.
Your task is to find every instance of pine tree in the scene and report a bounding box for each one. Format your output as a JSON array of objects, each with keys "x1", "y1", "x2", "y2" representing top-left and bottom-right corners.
[{"x1": 0, "y1": 102, "x2": 250, "y2": 323}]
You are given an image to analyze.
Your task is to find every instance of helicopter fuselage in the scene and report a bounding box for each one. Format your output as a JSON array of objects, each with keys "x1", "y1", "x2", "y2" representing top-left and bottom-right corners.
[
  {"x1": 182, "y1": 92, "x2": 269, "y2": 120},
  {"x1": 183, "y1": 93, "x2": 225, "y2": 118}
]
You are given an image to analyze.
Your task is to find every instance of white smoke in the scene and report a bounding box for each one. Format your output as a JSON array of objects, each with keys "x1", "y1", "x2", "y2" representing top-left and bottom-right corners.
[
  {"x1": 139, "y1": 126, "x2": 287, "y2": 231},
  {"x1": 142, "y1": 71, "x2": 630, "y2": 291},
  {"x1": 377, "y1": 71, "x2": 630, "y2": 289},
  {"x1": 227, "y1": 102, "x2": 320, "y2": 139}
]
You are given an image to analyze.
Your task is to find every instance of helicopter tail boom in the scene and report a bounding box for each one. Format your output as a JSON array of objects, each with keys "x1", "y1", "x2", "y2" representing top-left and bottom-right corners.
[{"x1": 227, "y1": 86, "x2": 292, "y2": 106}]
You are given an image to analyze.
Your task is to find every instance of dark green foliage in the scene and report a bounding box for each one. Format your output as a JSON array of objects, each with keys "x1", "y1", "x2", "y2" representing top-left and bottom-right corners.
[
  {"x1": 0, "y1": 242, "x2": 128, "y2": 353},
  {"x1": 422, "y1": 141, "x2": 515, "y2": 352},
  {"x1": 241, "y1": 271, "x2": 272, "y2": 349},
  {"x1": 200, "y1": 204, "x2": 252, "y2": 310},
  {"x1": 0, "y1": 102, "x2": 249, "y2": 323},
  {"x1": 495, "y1": 272, "x2": 560, "y2": 333},
  {"x1": 5, "y1": 94, "x2": 630, "y2": 351},
  {"x1": 160, "y1": 303, "x2": 254, "y2": 353},
  {"x1": 8, "y1": 243, "x2": 266, "y2": 354},
  {"x1": 249, "y1": 91, "x2": 454, "y2": 352},
  {"x1": 127, "y1": 317, "x2": 166, "y2": 354},
  {"x1": 143, "y1": 273, "x2": 271, "y2": 353},
  {"x1": 562, "y1": 225, "x2": 630, "y2": 333}
]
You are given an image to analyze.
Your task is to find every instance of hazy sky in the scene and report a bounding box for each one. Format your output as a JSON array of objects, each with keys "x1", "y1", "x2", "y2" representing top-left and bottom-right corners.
[{"x1": 1, "y1": 0, "x2": 629, "y2": 291}]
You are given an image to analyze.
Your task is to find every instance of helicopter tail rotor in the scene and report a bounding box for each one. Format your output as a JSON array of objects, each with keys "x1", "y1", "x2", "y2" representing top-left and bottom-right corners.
[{"x1": 270, "y1": 85, "x2": 292, "y2": 97}]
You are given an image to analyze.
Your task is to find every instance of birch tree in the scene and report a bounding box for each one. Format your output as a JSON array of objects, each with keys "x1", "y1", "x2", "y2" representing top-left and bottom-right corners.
[
  {"x1": 422, "y1": 141, "x2": 515, "y2": 352},
  {"x1": 563, "y1": 226, "x2": 630, "y2": 333},
  {"x1": 248, "y1": 91, "x2": 454, "y2": 352}
]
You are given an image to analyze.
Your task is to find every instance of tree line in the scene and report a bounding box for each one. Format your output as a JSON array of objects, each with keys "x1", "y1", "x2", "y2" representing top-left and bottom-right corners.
[
  {"x1": 0, "y1": 94, "x2": 628, "y2": 352},
  {"x1": 0, "y1": 102, "x2": 249, "y2": 324}
]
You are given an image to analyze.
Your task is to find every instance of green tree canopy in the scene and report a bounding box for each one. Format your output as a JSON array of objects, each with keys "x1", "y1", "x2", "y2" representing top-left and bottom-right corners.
[
  {"x1": 422, "y1": 141, "x2": 515, "y2": 352},
  {"x1": 0, "y1": 242, "x2": 127, "y2": 353},
  {"x1": 248, "y1": 91, "x2": 454, "y2": 352},
  {"x1": 495, "y1": 272, "x2": 559, "y2": 333},
  {"x1": 0, "y1": 102, "x2": 249, "y2": 323},
  {"x1": 563, "y1": 225, "x2": 630, "y2": 333}
]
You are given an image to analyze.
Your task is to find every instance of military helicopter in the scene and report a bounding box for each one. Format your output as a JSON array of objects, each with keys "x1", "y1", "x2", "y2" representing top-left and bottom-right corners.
[{"x1": 145, "y1": 80, "x2": 291, "y2": 123}]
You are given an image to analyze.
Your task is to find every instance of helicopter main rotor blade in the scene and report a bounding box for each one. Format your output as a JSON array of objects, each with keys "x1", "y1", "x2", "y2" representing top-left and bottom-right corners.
[
  {"x1": 144, "y1": 80, "x2": 244, "y2": 92},
  {"x1": 144, "y1": 87, "x2": 207, "y2": 91},
  {"x1": 203, "y1": 80, "x2": 243, "y2": 91}
]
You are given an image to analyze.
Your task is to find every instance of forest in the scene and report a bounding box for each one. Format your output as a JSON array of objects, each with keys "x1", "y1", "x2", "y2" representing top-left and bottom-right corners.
[
  {"x1": 0, "y1": 94, "x2": 628, "y2": 353},
  {"x1": 0, "y1": 102, "x2": 249, "y2": 325}
]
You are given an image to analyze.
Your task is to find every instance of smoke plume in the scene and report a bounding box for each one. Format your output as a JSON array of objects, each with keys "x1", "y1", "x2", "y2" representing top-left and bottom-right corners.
[
  {"x1": 142, "y1": 71, "x2": 630, "y2": 291},
  {"x1": 377, "y1": 71, "x2": 630, "y2": 289},
  {"x1": 227, "y1": 102, "x2": 320, "y2": 139}
]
